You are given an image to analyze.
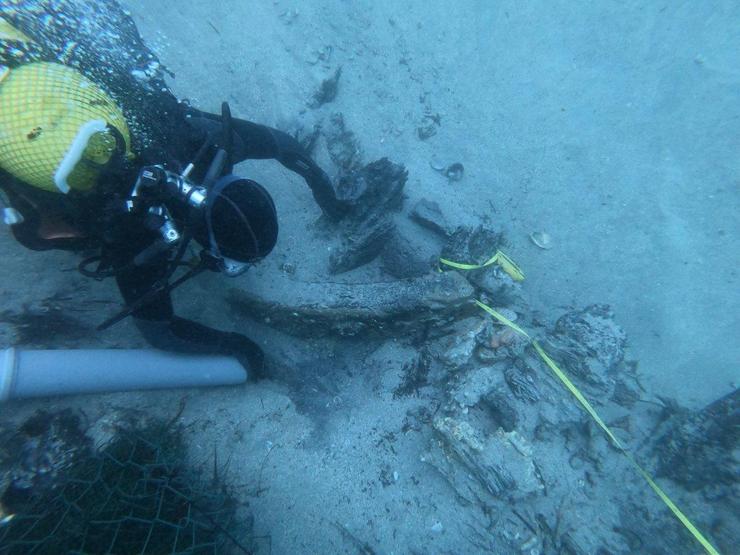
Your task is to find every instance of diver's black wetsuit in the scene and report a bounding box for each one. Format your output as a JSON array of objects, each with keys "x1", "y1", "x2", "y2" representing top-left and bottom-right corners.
[{"x1": 0, "y1": 0, "x2": 343, "y2": 374}]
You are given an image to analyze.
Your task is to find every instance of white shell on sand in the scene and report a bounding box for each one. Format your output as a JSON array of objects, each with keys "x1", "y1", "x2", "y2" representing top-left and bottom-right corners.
[
  {"x1": 429, "y1": 158, "x2": 446, "y2": 171},
  {"x1": 529, "y1": 231, "x2": 553, "y2": 249}
]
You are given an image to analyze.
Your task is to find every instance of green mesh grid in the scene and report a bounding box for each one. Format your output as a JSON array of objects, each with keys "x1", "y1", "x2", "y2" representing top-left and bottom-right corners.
[{"x1": 0, "y1": 418, "x2": 251, "y2": 555}]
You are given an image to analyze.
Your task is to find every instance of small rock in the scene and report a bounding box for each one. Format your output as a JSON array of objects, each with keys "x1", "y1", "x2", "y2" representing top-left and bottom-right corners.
[
  {"x1": 481, "y1": 390, "x2": 520, "y2": 432},
  {"x1": 280, "y1": 262, "x2": 296, "y2": 275},
  {"x1": 489, "y1": 328, "x2": 520, "y2": 350},
  {"x1": 554, "y1": 305, "x2": 626, "y2": 370},
  {"x1": 493, "y1": 307, "x2": 518, "y2": 322},
  {"x1": 475, "y1": 345, "x2": 509, "y2": 364},
  {"x1": 309, "y1": 66, "x2": 342, "y2": 108},
  {"x1": 431, "y1": 521, "x2": 444, "y2": 533},
  {"x1": 409, "y1": 198, "x2": 455, "y2": 238},
  {"x1": 380, "y1": 231, "x2": 431, "y2": 279},
  {"x1": 416, "y1": 121, "x2": 437, "y2": 140},
  {"x1": 324, "y1": 112, "x2": 363, "y2": 173}
]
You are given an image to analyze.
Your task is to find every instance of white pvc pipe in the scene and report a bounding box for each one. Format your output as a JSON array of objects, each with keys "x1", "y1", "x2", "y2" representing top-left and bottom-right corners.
[{"x1": 0, "y1": 347, "x2": 247, "y2": 402}]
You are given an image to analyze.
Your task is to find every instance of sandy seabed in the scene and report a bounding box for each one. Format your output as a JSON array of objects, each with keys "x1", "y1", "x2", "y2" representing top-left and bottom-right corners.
[{"x1": 1, "y1": 1, "x2": 737, "y2": 553}]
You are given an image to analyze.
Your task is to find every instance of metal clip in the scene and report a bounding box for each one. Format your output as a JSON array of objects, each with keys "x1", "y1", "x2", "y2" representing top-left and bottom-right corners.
[{"x1": 0, "y1": 190, "x2": 23, "y2": 226}]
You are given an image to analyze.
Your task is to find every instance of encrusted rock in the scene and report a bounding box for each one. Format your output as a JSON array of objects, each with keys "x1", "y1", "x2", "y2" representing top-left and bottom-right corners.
[
  {"x1": 475, "y1": 345, "x2": 509, "y2": 364},
  {"x1": 650, "y1": 388, "x2": 739, "y2": 492},
  {"x1": 611, "y1": 371, "x2": 643, "y2": 408},
  {"x1": 543, "y1": 304, "x2": 626, "y2": 395},
  {"x1": 380, "y1": 231, "x2": 431, "y2": 279},
  {"x1": 428, "y1": 317, "x2": 488, "y2": 370},
  {"x1": 439, "y1": 225, "x2": 526, "y2": 304},
  {"x1": 504, "y1": 360, "x2": 541, "y2": 403},
  {"x1": 424, "y1": 416, "x2": 543, "y2": 504},
  {"x1": 335, "y1": 157, "x2": 406, "y2": 220},
  {"x1": 441, "y1": 225, "x2": 502, "y2": 267},
  {"x1": 309, "y1": 66, "x2": 342, "y2": 108},
  {"x1": 472, "y1": 270, "x2": 521, "y2": 300},
  {"x1": 449, "y1": 363, "x2": 507, "y2": 409}
]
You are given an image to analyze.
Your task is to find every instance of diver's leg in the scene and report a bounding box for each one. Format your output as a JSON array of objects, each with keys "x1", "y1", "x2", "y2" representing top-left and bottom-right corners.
[{"x1": 113, "y1": 254, "x2": 264, "y2": 377}]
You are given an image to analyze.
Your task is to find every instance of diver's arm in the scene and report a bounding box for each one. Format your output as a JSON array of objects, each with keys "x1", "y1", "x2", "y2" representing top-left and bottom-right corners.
[
  {"x1": 185, "y1": 109, "x2": 346, "y2": 220},
  {"x1": 263, "y1": 127, "x2": 347, "y2": 221}
]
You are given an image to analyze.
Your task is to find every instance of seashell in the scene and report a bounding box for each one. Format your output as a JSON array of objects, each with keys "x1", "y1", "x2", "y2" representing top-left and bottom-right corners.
[
  {"x1": 529, "y1": 231, "x2": 553, "y2": 249},
  {"x1": 444, "y1": 162, "x2": 464, "y2": 181},
  {"x1": 429, "y1": 157, "x2": 446, "y2": 171}
]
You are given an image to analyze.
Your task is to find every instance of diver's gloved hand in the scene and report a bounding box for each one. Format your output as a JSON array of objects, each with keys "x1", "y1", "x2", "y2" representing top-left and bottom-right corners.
[
  {"x1": 217, "y1": 330, "x2": 266, "y2": 380},
  {"x1": 286, "y1": 153, "x2": 348, "y2": 222},
  {"x1": 168, "y1": 317, "x2": 266, "y2": 380},
  {"x1": 135, "y1": 316, "x2": 265, "y2": 380}
]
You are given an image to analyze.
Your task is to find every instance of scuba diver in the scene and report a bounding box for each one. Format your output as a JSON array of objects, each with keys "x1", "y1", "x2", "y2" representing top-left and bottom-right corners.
[{"x1": 0, "y1": 1, "x2": 345, "y2": 376}]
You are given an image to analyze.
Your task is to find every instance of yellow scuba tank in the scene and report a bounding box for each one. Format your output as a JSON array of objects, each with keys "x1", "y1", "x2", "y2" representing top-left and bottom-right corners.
[{"x1": 0, "y1": 61, "x2": 132, "y2": 194}]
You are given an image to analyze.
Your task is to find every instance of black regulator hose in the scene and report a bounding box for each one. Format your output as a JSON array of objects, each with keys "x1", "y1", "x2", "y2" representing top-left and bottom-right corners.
[{"x1": 221, "y1": 101, "x2": 234, "y2": 174}]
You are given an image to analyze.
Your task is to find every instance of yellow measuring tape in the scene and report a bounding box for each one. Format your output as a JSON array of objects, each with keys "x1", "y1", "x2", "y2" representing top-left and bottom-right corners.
[
  {"x1": 439, "y1": 250, "x2": 525, "y2": 281},
  {"x1": 441, "y1": 250, "x2": 719, "y2": 554},
  {"x1": 476, "y1": 300, "x2": 720, "y2": 555}
]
